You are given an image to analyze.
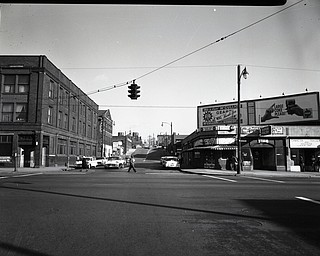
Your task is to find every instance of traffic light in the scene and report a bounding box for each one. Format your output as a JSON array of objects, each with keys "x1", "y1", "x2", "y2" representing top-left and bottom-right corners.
[{"x1": 128, "y1": 81, "x2": 140, "y2": 100}]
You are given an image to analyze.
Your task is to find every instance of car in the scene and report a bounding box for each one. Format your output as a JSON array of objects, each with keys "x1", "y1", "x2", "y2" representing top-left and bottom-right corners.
[
  {"x1": 160, "y1": 156, "x2": 170, "y2": 165},
  {"x1": 104, "y1": 156, "x2": 126, "y2": 169},
  {"x1": 161, "y1": 156, "x2": 180, "y2": 169},
  {"x1": 75, "y1": 156, "x2": 98, "y2": 169},
  {"x1": 96, "y1": 157, "x2": 107, "y2": 167}
]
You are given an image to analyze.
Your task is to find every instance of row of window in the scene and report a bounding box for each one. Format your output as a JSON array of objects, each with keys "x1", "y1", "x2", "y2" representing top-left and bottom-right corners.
[
  {"x1": 55, "y1": 138, "x2": 96, "y2": 156},
  {"x1": 49, "y1": 79, "x2": 95, "y2": 122},
  {"x1": 47, "y1": 107, "x2": 97, "y2": 139}
]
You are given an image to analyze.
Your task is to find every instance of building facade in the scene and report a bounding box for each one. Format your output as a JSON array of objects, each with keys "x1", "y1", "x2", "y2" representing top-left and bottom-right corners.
[
  {"x1": 97, "y1": 110, "x2": 113, "y2": 157},
  {"x1": 0, "y1": 55, "x2": 99, "y2": 167},
  {"x1": 182, "y1": 92, "x2": 320, "y2": 172}
]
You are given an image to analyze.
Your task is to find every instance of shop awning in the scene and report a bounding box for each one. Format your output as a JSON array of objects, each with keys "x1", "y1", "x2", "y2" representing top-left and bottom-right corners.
[{"x1": 185, "y1": 145, "x2": 237, "y2": 151}]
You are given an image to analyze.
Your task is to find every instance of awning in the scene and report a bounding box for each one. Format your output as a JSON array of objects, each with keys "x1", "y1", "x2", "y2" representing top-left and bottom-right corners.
[{"x1": 185, "y1": 145, "x2": 237, "y2": 151}]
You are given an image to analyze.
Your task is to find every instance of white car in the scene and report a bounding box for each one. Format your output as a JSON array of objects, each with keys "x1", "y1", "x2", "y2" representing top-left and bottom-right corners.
[
  {"x1": 75, "y1": 156, "x2": 98, "y2": 169},
  {"x1": 96, "y1": 157, "x2": 107, "y2": 167},
  {"x1": 162, "y1": 156, "x2": 180, "y2": 169},
  {"x1": 104, "y1": 156, "x2": 126, "y2": 169}
]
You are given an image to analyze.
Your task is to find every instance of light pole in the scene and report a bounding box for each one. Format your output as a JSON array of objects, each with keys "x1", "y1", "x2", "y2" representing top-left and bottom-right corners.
[
  {"x1": 161, "y1": 122, "x2": 173, "y2": 153},
  {"x1": 237, "y1": 65, "x2": 249, "y2": 174}
]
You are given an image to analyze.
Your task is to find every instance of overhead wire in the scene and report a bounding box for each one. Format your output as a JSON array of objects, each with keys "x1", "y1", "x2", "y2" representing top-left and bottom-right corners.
[{"x1": 82, "y1": 0, "x2": 305, "y2": 96}]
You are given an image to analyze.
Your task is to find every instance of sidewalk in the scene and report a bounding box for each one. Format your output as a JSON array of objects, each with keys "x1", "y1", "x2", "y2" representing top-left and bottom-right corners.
[
  {"x1": 0, "y1": 166, "x2": 93, "y2": 176},
  {"x1": 180, "y1": 168, "x2": 320, "y2": 178}
]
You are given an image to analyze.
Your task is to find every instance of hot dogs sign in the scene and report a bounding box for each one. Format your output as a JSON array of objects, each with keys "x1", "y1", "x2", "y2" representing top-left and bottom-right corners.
[{"x1": 256, "y1": 94, "x2": 318, "y2": 124}]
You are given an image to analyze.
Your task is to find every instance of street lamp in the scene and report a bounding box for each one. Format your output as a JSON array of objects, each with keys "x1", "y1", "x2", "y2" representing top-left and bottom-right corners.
[
  {"x1": 237, "y1": 65, "x2": 249, "y2": 174},
  {"x1": 161, "y1": 122, "x2": 173, "y2": 153}
]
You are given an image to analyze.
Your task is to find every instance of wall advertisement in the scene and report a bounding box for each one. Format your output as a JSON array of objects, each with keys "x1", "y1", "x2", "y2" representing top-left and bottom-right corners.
[
  {"x1": 198, "y1": 103, "x2": 247, "y2": 129},
  {"x1": 255, "y1": 93, "x2": 319, "y2": 125}
]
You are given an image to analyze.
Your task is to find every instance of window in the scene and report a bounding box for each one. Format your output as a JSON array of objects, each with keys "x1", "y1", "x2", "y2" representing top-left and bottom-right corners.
[
  {"x1": 2, "y1": 75, "x2": 30, "y2": 94},
  {"x1": 57, "y1": 138, "x2": 67, "y2": 155},
  {"x1": 70, "y1": 141, "x2": 77, "y2": 155},
  {"x1": 63, "y1": 113, "x2": 68, "y2": 129},
  {"x1": 15, "y1": 103, "x2": 27, "y2": 122},
  {"x1": 3, "y1": 75, "x2": 15, "y2": 93},
  {"x1": 1, "y1": 104, "x2": 14, "y2": 122},
  {"x1": 71, "y1": 117, "x2": 76, "y2": 132},
  {"x1": 0, "y1": 135, "x2": 13, "y2": 143},
  {"x1": 49, "y1": 80, "x2": 54, "y2": 99},
  {"x1": 82, "y1": 122, "x2": 86, "y2": 136},
  {"x1": 18, "y1": 75, "x2": 29, "y2": 93},
  {"x1": 48, "y1": 106, "x2": 53, "y2": 124},
  {"x1": 59, "y1": 87, "x2": 63, "y2": 104},
  {"x1": 58, "y1": 111, "x2": 62, "y2": 128}
]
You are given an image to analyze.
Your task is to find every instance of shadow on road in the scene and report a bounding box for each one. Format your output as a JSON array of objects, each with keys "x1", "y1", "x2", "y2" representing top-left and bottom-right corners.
[
  {"x1": 242, "y1": 199, "x2": 320, "y2": 250},
  {"x1": 0, "y1": 185, "x2": 270, "y2": 222},
  {"x1": 0, "y1": 241, "x2": 52, "y2": 256}
]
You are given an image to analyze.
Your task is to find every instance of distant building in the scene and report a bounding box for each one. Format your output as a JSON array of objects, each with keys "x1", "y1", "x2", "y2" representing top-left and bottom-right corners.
[
  {"x1": 97, "y1": 110, "x2": 113, "y2": 157},
  {"x1": 0, "y1": 55, "x2": 99, "y2": 167}
]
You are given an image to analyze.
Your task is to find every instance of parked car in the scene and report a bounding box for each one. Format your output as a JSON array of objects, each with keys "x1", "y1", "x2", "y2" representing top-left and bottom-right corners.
[
  {"x1": 104, "y1": 156, "x2": 126, "y2": 169},
  {"x1": 96, "y1": 157, "x2": 107, "y2": 167},
  {"x1": 160, "y1": 156, "x2": 170, "y2": 165},
  {"x1": 161, "y1": 156, "x2": 180, "y2": 169},
  {"x1": 75, "y1": 156, "x2": 98, "y2": 169}
]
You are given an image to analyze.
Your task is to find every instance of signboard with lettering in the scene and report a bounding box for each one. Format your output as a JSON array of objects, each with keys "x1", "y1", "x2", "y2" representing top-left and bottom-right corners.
[
  {"x1": 290, "y1": 139, "x2": 320, "y2": 148},
  {"x1": 198, "y1": 103, "x2": 247, "y2": 129},
  {"x1": 255, "y1": 92, "x2": 319, "y2": 125}
]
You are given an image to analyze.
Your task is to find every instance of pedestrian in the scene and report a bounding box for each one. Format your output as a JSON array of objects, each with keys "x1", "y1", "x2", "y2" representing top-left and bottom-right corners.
[
  {"x1": 299, "y1": 155, "x2": 305, "y2": 172},
  {"x1": 127, "y1": 155, "x2": 136, "y2": 173},
  {"x1": 81, "y1": 156, "x2": 88, "y2": 172},
  {"x1": 231, "y1": 155, "x2": 238, "y2": 172}
]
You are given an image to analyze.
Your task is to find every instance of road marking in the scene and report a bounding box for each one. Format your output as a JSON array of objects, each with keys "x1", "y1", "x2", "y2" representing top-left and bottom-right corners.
[
  {"x1": 202, "y1": 175, "x2": 237, "y2": 183},
  {"x1": 296, "y1": 196, "x2": 320, "y2": 205},
  {"x1": 242, "y1": 176, "x2": 285, "y2": 183}
]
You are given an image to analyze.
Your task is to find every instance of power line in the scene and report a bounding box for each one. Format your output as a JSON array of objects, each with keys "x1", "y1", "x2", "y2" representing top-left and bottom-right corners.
[
  {"x1": 81, "y1": 0, "x2": 305, "y2": 96},
  {"x1": 99, "y1": 105, "x2": 196, "y2": 109}
]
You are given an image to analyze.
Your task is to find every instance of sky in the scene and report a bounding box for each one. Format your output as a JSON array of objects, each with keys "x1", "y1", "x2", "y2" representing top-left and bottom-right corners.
[{"x1": 0, "y1": 1, "x2": 319, "y2": 142}]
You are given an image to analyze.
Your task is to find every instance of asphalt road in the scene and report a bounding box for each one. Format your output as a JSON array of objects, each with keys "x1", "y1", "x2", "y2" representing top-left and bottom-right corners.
[{"x1": 1, "y1": 160, "x2": 320, "y2": 256}]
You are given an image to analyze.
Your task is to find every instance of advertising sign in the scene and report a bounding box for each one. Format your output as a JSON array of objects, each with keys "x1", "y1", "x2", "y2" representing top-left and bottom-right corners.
[
  {"x1": 290, "y1": 139, "x2": 320, "y2": 148},
  {"x1": 255, "y1": 93, "x2": 319, "y2": 125},
  {"x1": 198, "y1": 103, "x2": 247, "y2": 129}
]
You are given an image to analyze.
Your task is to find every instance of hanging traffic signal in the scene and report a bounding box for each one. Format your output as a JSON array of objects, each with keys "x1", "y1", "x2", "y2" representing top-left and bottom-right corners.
[{"x1": 128, "y1": 81, "x2": 140, "y2": 100}]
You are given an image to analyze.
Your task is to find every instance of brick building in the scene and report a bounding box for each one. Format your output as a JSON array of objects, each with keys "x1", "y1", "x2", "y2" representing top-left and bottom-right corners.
[
  {"x1": 97, "y1": 109, "x2": 113, "y2": 157},
  {"x1": 0, "y1": 55, "x2": 99, "y2": 167}
]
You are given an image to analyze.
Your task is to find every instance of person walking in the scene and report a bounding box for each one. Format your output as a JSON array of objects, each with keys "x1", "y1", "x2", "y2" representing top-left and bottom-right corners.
[
  {"x1": 299, "y1": 155, "x2": 305, "y2": 172},
  {"x1": 81, "y1": 156, "x2": 88, "y2": 172},
  {"x1": 127, "y1": 155, "x2": 136, "y2": 173}
]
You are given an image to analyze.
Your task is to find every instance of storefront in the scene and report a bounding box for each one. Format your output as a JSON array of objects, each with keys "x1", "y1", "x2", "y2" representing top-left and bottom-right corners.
[{"x1": 289, "y1": 138, "x2": 320, "y2": 172}]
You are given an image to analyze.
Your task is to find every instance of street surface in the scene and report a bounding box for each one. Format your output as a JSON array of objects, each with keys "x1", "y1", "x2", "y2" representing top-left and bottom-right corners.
[{"x1": 1, "y1": 158, "x2": 320, "y2": 256}]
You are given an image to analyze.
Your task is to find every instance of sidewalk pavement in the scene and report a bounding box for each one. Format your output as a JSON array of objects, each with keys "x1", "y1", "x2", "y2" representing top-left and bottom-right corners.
[
  {"x1": 0, "y1": 166, "x2": 93, "y2": 176},
  {"x1": 180, "y1": 168, "x2": 320, "y2": 178}
]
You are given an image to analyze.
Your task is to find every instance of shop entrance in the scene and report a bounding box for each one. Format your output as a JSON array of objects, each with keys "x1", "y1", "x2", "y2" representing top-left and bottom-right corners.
[{"x1": 252, "y1": 145, "x2": 276, "y2": 170}]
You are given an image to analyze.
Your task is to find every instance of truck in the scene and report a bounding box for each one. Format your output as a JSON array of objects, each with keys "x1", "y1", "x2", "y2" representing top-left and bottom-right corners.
[{"x1": 75, "y1": 156, "x2": 99, "y2": 169}]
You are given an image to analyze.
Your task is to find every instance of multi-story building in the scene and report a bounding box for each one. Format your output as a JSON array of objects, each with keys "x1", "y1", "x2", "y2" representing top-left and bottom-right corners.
[
  {"x1": 97, "y1": 109, "x2": 113, "y2": 157},
  {"x1": 0, "y1": 55, "x2": 99, "y2": 168}
]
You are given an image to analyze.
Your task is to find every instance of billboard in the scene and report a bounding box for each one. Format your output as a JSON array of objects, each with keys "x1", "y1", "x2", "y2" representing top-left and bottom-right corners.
[
  {"x1": 198, "y1": 102, "x2": 247, "y2": 129},
  {"x1": 255, "y1": 93, "x2": 319, "y2": 125}
]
